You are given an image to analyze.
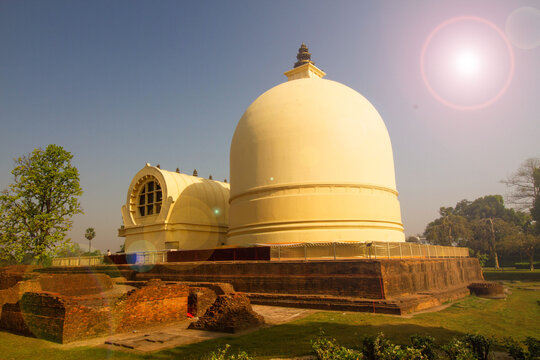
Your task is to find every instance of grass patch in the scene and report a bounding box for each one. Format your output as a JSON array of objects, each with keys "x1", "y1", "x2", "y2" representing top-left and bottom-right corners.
[
  {"x1": 1, "y1": 282, "x2": 539, "y2": 359},
  {"x1": 483, "y1": 268, "x2": 540, "y2": 281}
]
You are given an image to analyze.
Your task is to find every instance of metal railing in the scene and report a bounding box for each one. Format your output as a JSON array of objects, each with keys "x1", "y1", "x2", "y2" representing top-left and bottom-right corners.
[
  {"x1": 51, "y1": 256, "x2": 104, "y2": 267},
  {"x1": 51, "y1": 250, "x2": 169, "y2": 267},
  {"x1": 126, "y1": 250, "x2": 168, "y2": 265},
  {"x1": 269, "y1": 241, "x2": 469, "y2": 261},
  {"x1": 51, "y1": 242, "x2": 469, "y2": 266}
]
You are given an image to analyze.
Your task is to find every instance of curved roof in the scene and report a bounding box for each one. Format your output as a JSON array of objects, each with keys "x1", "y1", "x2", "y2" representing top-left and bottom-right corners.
[{"x1": 122, "y1": 165, "x2": 229, "y2": 228}]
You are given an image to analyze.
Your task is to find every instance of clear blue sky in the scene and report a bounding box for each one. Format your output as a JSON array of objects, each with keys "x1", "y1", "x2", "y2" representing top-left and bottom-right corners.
[{"x1": 1, "y1": 0, "x2": 538, "y2": 252}]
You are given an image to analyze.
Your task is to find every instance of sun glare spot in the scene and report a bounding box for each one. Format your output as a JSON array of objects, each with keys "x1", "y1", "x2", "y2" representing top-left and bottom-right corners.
[
  {"x1": 454, "y1": 51, "x2": 481, "y2": 77},
  {"x1": 420, "y1": 16, "x2": 515, "y2": 111}
]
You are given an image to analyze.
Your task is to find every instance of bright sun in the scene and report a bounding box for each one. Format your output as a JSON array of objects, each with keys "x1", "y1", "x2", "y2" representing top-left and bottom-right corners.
[
  {"x1": 454, "y1": 50, "x2": 481, "y2": 76},
  {"x1": 421, "y1": 16, "x2": 515, "y2": 110}
]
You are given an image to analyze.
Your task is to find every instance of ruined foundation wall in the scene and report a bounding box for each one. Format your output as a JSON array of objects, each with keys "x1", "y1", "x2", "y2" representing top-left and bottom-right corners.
[
  {"x1": 37, "y1": 273, "x2": 114, "y2": 296},
  {"x1": 0, "y1": 281, "x2": 188, "y2": 343},
  {"x1": 114, "y1": 281, "x2": 188, "y2": 333},
  {"x1": 133, "y1": 258, "x2": 483, "y2": 300},
  {"x1": 136, "y1": 260, "x2": 385, "y2": 298},
  {"x1": 380, "y1": 258, "x2": 484, "y2": 298}
]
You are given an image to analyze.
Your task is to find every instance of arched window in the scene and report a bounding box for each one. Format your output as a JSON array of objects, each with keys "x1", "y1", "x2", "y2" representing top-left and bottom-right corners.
[{"x1": 137, "y1": 180, "x2": 162, "y2": 216}]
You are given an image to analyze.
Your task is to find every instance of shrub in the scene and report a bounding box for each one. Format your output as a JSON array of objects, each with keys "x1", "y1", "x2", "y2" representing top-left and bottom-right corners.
[
  {"x1": 362, "y1": 334, "x2": 381, "y2": 360},
  {"x1": 462, "y1": 333, "x2": 493, "y2": 360},
  {"x1": 362, "y1": 333, "x2": 427, "y2": 360},
  {"x1": 207, "y1": 344, "x2": 252, "y2": 360},
  {"x1": 311, "y1": 332, "x2": 361, "y2": 360},
  {"x1": 441, "y1": 338, "x2": 476, "y2": 360},
  {"x1": 504, "y1": 337, "x2": 540, "y2": 360},
  {"x1": 410, "y1": 334, "x2": 437, "y2": 360}
]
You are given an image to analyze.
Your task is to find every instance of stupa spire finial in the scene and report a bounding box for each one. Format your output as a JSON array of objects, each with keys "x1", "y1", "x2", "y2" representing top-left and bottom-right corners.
[
  {"x1": 294, "y1": 43, "x2": 314, "y2": 68},
  {"x1": 284, "y1": 43, "x2": 325, "y2": 80}
]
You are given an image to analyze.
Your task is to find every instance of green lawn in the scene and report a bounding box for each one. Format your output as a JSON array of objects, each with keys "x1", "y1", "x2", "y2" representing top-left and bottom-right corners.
[
  {"x1": 1, "y1": 281, "x2": 539, "y2": 360},
  {"x1": 483, "y1": 268, "x2": 540, "y2": 281}
]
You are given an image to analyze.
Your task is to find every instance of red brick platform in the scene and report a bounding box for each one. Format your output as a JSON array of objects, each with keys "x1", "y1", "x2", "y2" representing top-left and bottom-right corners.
[{"x1": 42, "y1": 258, "x2": 483, "y2": 315}]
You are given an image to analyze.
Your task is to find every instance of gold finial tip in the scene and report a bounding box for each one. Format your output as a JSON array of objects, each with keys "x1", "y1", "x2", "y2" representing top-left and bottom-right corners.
[{"x1": 294, "y1": 43, "x2": 314, "y2": 68}]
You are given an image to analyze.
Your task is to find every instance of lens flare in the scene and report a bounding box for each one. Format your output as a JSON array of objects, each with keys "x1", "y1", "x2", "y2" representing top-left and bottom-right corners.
[
  {"x1": 454, "y1": 50, "x2": 481, "y2": 77},
  {"x1": 421, "y1": 16, "x2": 515, "y2": 111},
  {"x1": 506, "y1": 6, "x2": 540, "y2": 50}
]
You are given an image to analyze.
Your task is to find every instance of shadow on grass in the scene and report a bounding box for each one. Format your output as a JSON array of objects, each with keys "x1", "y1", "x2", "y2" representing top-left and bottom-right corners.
[{"x1": 148, "y1": 322, "x2": 467, "y2": 360}]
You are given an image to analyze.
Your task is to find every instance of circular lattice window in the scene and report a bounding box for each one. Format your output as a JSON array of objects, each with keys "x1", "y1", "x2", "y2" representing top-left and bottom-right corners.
[{"x1": 134, "y1": 178, "x2": 163, "y2": 217}]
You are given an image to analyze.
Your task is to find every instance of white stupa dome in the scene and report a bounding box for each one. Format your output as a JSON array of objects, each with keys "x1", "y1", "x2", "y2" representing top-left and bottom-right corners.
[{"x1": 228, "y1": 45, "x2": 404, "y2": 245}]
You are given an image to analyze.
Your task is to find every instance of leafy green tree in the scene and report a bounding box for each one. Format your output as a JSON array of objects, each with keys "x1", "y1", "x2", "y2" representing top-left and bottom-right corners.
[
  {"x1": 85, "y1": 227, "x2": 96, "y2": 253},
  {"x1": 454, "y1": 195, "x2": 526, "y2": 269},
  {"x1": 424, "y1": 195, "x2": 529, "y2": 268},
  {"x1": 502, "y1": 159, "x2": 540, "y2": 269},
  {"x1": 424, "y1": 207, "x2": 471, "y2": 246},
  {"x1": 55, "y1": 242, "x2": 85, "y2": 257},
  {"x1": 502, "y1": 232, "x2": 539, "y2": 271},
  {"x1": 0, "y1": 145, "x2": 83, "y2": 263},
  {"x1": 455, "y1": 195, "x2": 527, "y2": 225}
]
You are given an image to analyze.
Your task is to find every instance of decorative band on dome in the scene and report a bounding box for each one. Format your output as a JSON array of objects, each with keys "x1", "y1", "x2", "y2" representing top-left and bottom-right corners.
[{"x1": 229, "y1": 182, "x2": 399, "y2": 202}]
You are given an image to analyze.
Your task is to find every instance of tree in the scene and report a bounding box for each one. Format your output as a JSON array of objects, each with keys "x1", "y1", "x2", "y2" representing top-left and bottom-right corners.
[
  {"x1": 502, "y1": 158, "x2": 540, "y2": 270},
  {"x1": 530, "y1": 167, "x2": 540, "y2": 235},
  {"x1": 469, "y1": 217, "x2": 518, "y2": 270},
  {"x1": 502, "y1": 157, "x2": 540, "y2": 211},
  {"x1": 454, "y1": 195, "x2": 527, "y2": 270},
  {"x1": 424, "y1": 195, "x2": 529, "y2": 269},
  {"x1": 85, "y1": 228, "x2": 96, "y2": 253},
  {"x1": 424, "y1": 207, "x2": 471, "y2": 246},
  {"x1": 501, "y1": 230, "x2": 539, "y2": 271},
  {"x1": 0, "y1": 145, "x2": 83, "y2": 263}
]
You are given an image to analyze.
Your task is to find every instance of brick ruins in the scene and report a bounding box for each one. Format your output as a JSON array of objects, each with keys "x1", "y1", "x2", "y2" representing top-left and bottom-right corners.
[
  {"x1": 0, "y1": 267, "x2": 262, "y2": 343},
  {"x1": 0, "y1": 273, "x2": 192, "y2": 343},
  {"x1": 0, "y1": 257, "x2": 486, "y2": 343},
  {"x1": 189, "y1": 293, "x2": 265, "y2": 333}
]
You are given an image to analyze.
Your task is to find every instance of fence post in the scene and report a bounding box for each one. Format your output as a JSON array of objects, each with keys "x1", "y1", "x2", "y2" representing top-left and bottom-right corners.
[
  {"x1": 333, "y1": 242, "x2": 336, "y2": 260},
  {"x1": 374, "y1": 243, "x2": 377, "y2": 259},
  {"x1": 387, "y1": 242, "x2": 390, "y2": 259},
  {"x1": 399, "y1": 243, "x2": 402, "y2": 259},
  {"x1": 426, "y1": 245, "x2": 431, "y2": 259},
  {"x1": 278, "y1": 246, "x2": 281, "y2": 261},
  {"x1": 304, "y1": 244, "x2": 307, "y2": 262}
]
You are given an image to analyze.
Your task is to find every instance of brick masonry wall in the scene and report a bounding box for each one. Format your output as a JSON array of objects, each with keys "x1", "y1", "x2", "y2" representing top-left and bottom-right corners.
[
  {"x1": 188, "y1": 287, "x2": 217, "y2": 317},
  {"x1": 131, "y1": 258, "x2": 483, "y2": 300},
  {"x1": 0, "y1": 302, "x2": 31, "y2": 336},
  {"x1": 380, "y1": 258, "x2": 484, "y2": 298},
  {"x1": 63, "y1": 304, "x2": 112, "y2": 343},
  {"x1": 37, "y1": 273, "x2": 114, "y2": 296},
  {"x1": 0, "y1": 266, "x2": 37, "y2": 290},
  {"x1": 0, "y1": 279, "x2": 41, "y2": 318},
  {"x1": 0, "y1": 280, "x2": 189, "y2": 343},
  {"x1": 189, "y1": 293, "x2": 265, "y2": 333},
  {"x1": 114, "y1": 280, "x2": 188, "y2": 333},
  {"x1": 136, "y1": 260, "x2": 385, "y2": 298},
  {"x1": 30, "y1": 258, "x2": 484, "y2": 307}
]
